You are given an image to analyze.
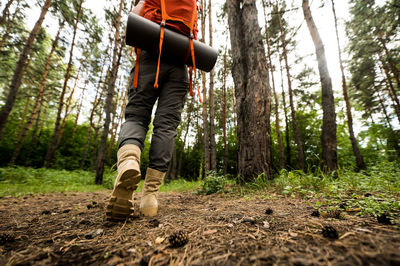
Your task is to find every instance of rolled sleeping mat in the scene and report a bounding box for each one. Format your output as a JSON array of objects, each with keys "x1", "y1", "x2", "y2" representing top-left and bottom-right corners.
[{"x1": 126, "y1": 13, "x2": 218, "y2": 72}]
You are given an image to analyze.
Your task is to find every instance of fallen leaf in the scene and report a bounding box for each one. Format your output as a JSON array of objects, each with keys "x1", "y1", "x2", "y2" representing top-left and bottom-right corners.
[
  {"x1": 289, "y1": 231, "x2": 298, "y2": 237},
  {"x1": 263, "y1": 221, "x2": 270, "y2": 229},
  {"x1": 346, "y1": 208, "x2": 361, "y2": 212},
  {"x1": 155, "y1": 237, "x2": 165, "y2": 244},
  {"x1": 355, "y1": 228, "x2": 372, "y2": 233},
  {"x1": 339, "y1": 232, "x2": 355, "y2": 240},
  {"x1": 127, "y1": 248, "x2": 137, "y2": 253},
  {"x1": 203, "y1": 229, "x2": 217, "y2": 235}
]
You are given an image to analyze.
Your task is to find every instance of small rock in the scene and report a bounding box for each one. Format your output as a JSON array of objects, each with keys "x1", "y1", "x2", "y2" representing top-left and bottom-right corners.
[
  {"x1": 242, "y1": 217, "x2": 256, "y2": 224},
  {"x1": 79, "y1": 219, "x2": 91, "y2": 225},
  {"x1": 85, "y1": 229, "x2": 104, "y2": 239}
]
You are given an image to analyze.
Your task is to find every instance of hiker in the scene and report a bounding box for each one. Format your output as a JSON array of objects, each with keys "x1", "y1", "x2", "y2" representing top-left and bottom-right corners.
[{"x1": 106, "y1": 0, "x2": 198, "y2": 220}]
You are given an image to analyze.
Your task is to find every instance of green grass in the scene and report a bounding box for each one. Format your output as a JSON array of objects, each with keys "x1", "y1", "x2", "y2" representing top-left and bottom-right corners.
[
  {"x1": 0, "y1": 167, "x2": 202, "y2": 197},
  {"x1": 0, "y1": 167, "x2": 115, "y2": 197}
]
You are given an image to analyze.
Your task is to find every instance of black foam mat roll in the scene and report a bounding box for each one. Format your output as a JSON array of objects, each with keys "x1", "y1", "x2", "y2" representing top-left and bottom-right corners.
[{"x1": 126, "y1": 13, "x2": 218, "y2": 72}]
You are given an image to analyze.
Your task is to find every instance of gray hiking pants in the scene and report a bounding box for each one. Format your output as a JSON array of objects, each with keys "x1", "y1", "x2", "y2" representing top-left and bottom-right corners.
[{"x1": 119, "y1": 50, "x2": 188, "y2": 173}]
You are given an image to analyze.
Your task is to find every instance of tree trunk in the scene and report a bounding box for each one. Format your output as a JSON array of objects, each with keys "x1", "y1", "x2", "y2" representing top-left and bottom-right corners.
[
  {"x1": 56, "y1": 59, "x2": 84, "y2": 147},
  {"x1": 80, "y1": 56, "x2": 109, "y2": 169},
  {"x1": 178, "y1": 97, "x2": 194, "y2": 178},
  {"x1": 222, "y1": 46, "x2": 228, "y2": 175},
  {"x1": 95, "y1": 0, "x2": 124, "y2": 184},
  {"x1": 200, "y1": 0, "x2": 210, "y2": 174},
  {"x1": 331, "y1": 0, "x2": 365, "y2": 171},
  {"x1": 107, "y1": 78, "x2": 122, "y2": 159},
  {"x1": 208, "y1": 0, "x2": 217, "y2": 172},
  {"x1": 0, "y1": 0, "x2": 15, "y2": 27},
  {"x1": 277, "y1": 4, "x2": 304, "y2": 171},
  {"x1": 70, "y1": 75, "x2": 88, "y2": 142},
  {"x1": 0, "y1": 0, "x2": 52, "y2": 139},
  {"x1": 377, "y1": 33, "x2": 400, "y2": 91},
  {"x1": 303, "y1": 0, "x2": 337, "y2": 173},
  {"x1": 0, "y1": 0, "x2": 21, "y2": 51},
  {"x1": 262, "y1": 0, "x2": 284, "y2": 170},
  {"x1": 378, "y1": 54, "x2": 400, "y2": 124},
  {"x1": 44, "y1": 0, "x2": 83, "y2": 167},
  {"x1": 15, "y1": 83, "x2": 33, "y2": 142},
  {"x1": 377, "y1": 91, "x2": 393, "y2": 131},
  {"x1": 227, "y1": 0, "x2": 272, "y2": 181}
]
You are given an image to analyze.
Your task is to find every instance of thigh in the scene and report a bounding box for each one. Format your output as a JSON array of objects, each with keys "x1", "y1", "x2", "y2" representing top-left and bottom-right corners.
[
  {"x1": 125, "y1": 51, "x2": 160, "y2": 122},
  {"x1": 153, "y1": 65, "x2": 189, "y2": 130}
]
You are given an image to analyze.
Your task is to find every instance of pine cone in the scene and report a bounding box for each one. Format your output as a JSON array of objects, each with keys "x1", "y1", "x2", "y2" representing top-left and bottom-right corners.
[
  {"x1": 0, "y1": 232, "x2": 15, "y2": 245},
  {"x1": 322, "y1": 225, "x2": 339, "y2": 239},
  {"x1": 168, "y1": 230, "x2": 188, "y2": 248},
  {"x1": 327, "y1": 209, "x2": 342, "y2": 219}
]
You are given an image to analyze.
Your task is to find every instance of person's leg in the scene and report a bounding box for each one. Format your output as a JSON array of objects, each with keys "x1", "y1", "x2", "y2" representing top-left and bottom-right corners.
[
  {"x1": 140, "y1": 64, "x2": 189, "y2": 217},
  {"x1": 107, "y1": 51, "x2": 159, "y2": 220}
]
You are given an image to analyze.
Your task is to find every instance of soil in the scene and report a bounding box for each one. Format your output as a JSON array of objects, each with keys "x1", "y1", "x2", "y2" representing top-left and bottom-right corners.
[{"x1": 0, "y1": 191, "x2": 399, "y2": 265}]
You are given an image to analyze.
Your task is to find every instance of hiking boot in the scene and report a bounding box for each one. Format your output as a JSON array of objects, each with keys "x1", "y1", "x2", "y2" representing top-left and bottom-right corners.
[
  {"x1": 139, "y1": 168, "x2": 166, "y2": 217},
  {"x1": 106, "y1": 144, "x2": 141, "y2": 220}
]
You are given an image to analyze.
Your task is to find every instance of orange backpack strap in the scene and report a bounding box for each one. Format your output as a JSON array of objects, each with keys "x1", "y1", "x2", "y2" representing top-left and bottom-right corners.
[
  {"x1": 153, "y1": 0, "x2": 168, "y2": 89},
  {"x1": 133, "y1": 48, "x2": 141, "y2": 88},
  {"x1": 132, "y1": 4, "x2": 147, "y2": 89},
  {"x1": 188, "y1": 0, "x2": 201, "y2": 102}
]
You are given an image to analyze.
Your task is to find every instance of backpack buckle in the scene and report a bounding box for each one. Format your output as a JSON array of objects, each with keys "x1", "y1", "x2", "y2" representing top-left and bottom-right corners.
[
  {"x1": 160, "y1": 20, "x2": 166, "y2": 27},
  {"x1": 190, "y1": 32, "x2": 194, "y2": 39}
]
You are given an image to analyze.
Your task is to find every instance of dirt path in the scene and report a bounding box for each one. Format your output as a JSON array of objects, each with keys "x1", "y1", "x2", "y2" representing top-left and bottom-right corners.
[{"x1": 0, "y1": 191, "x2": 399, "y2": 265}]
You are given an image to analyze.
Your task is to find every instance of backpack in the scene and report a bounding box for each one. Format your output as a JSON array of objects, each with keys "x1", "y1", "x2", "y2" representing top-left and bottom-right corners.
[{"x1": 133, "y1": 0, "x2": 201, "y2": 101}]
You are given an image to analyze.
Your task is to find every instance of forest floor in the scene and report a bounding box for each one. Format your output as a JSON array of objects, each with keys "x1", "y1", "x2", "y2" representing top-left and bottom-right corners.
[{"x1": 1, "y1": 190, "x2": 400, "y2": 265}]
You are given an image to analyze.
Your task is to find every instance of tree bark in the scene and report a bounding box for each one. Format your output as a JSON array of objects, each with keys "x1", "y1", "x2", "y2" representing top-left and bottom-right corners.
[
  {"x1": 227, "y1": 0, "x2": 272, "y2": 181},
  {"x1": 15, "y1": 83, "x2": 33, "y2": 143},
  {"x1": 0, "y1": 0, "x2": 20, "y2": 51},
  {"x1": 0, "y1": 0, "x2": 52, "y2": 139},
  {"x1": 222, "y1": 46, "x2": 228, "y2": 175},
  {"x1": 56, "y1": 59, "x2": 84, "y2": 147},
  {"x1": 378, "y1": 54, "x2": 400, "y2": 124},
  {"x1": 303, "y1": 0, "x2": 337, "y2": 173},
  {"x1": 331, "y1": 0, "x2": 365, "y2": 171},
  {"x1": 262, "y1": 0, "x2": 284, "y2": 170},
  {"x1": 44, "y1": 0, "x2": 83, "y2": 167},
  {"x1": 95, "y1": 0, "x2": 124, "y2": 184},
  {"x1": 70, "y1": 74, "x2": 88, "y2": 142},
  {"x1": 208, "y1": 0, "x2": 217, "y2": 171},
  {"x1": 80, "y1": 56, "x2": 109, "y2": 169},
  {"x1": 178, "y1": 97, "x2": 194, "y2": 178},
  {"x1": 0, "y1": 0, "x2": 15, "y2": 27},
  {"x1": 277, "y1": 4, "x2": 304, "y2": 171},
  {"x1": 200, "y1": 0, "x2": 210, "y2": 174}
]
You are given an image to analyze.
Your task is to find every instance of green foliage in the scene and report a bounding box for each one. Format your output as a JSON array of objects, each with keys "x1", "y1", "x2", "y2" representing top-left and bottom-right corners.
[
  {"x1": 0, "y1": 166, "x2": 114, "y2": 197},
  {"x1": 198, "y1": 172, "x2": 233, "y2": 195},
  {"x1": 272, "y1": 161, "x2": 400, "y2": 222}
]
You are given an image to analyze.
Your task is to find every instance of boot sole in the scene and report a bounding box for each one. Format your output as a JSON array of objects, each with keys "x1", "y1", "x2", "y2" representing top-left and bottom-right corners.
[
  {"x1": 106, "y1": 168, "x2": 141, "y2": 221},
  {"x1": 140, "y1": 206, "x2": 158, "y2": 217}
]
